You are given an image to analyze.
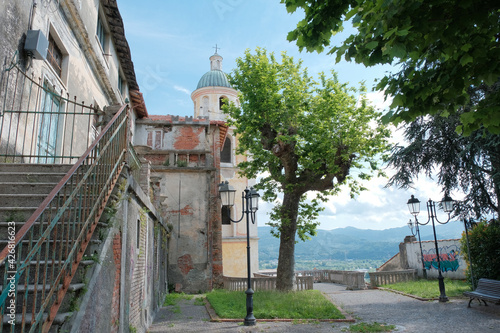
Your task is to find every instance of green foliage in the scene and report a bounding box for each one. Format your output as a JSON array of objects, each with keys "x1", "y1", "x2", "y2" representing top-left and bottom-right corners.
[
  {"x1": 163, "y1": 292, "x2": 194, "y2": 306},
  {"x1": 386, "y1": 110, "x2": 500, "y2": 219},
  {"x1": 225, "y1": 48, "x2": 389, "y2": 241},
  {"x1": 226, "y1": 48, "x2": 389, "y2": 290},
  {"x1": 460, "y1": 220, "x2": 500, "y2": 285},
  {"x1": 384, "y1": 278, "x2": 470, "y2": 298},
  {"x1": 176, "y1": 160, "x2": 188, "y2": 167},
  {"x1": 82, "y1": 252, "x2": 100, "y2": 264},
  {"x1": 282, "y1": 0, "x2": 500, "y2": 135},
  {"x1": 193, "y1": 297, "x2": 205, "y2": 306},
  {"x1": 5, "y1": 211, "x2": 24, "y2": 222},
  {"x1": 206, "y1": 290, "x2": 344, "y2": 319}
]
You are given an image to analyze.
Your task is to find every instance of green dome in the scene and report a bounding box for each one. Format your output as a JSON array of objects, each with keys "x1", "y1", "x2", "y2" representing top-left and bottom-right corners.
[{"x1": 196, "y1": 70, "x2": 232, "y2": 89}]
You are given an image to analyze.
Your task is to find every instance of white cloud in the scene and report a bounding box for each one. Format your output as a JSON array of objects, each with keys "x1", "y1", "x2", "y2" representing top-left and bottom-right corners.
[
  {"x1": 173, "y1": 85, "x2": 191, "y2": 95},
  {"x1": 365, "y1": 90, "x2": 393, "y2": 112}
]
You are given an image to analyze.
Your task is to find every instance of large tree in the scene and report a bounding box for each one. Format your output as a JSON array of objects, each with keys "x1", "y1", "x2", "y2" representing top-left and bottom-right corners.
[
  {"x1": 387, "y1": 84, "x2": 500, "y2": 218},
  {"x1": 281, "y1": 0, "x2": 500, "y2": 135},
  {"x1": 225, "y1": 48, "x2": 389, "y2": 291}
]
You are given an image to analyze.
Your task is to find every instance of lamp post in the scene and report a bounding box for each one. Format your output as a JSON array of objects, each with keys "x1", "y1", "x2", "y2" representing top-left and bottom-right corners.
[
  {"x1": 218, "y1": 181, "x2": 259, "y2": 326},
  {"x1": 407, "y1": 194, "x2": 454, "y2": 302},
  {"x1": 407, "y1": 218, "x2": 427, "y2": 279}
]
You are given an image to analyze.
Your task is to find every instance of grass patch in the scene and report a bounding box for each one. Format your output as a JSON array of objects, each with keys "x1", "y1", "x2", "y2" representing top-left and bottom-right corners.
[
  {"x1": 206, "y1": 289, "x2": 344, "y2": 320},
  {"x1": 346, "y1": 322, "x2": 396, "y2": 332},
  {"x1": 194, "y1": 297, "x2": 205, "y2": 306},
  {"x1": 163, "y1": 293, "x2": 194, "y2": 306},
  {"x1": 384, "y1": 279, "x2": 471, "y2": 298}
]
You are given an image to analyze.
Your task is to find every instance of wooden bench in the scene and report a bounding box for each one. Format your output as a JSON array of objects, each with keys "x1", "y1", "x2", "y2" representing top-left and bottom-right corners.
[{"x1": 463, "y1": 278, "x2": 500, "y2": 307}]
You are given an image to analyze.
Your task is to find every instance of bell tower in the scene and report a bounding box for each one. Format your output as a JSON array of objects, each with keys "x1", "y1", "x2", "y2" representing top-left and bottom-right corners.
[{"x1": 191, "y1": 51, "x2": 238, "y2": 121}]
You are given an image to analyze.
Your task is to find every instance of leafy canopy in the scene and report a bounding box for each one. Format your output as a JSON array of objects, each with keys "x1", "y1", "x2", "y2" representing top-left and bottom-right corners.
[
  {"x1": 225, "y1": 48, "x2": 390, "y2": 240},
  {"x1": 460, "y1": 220, "x2": 500, "y2": 285},
  {"x1": 387, "y1": 111, "x2": 500, "y2": 219},
  {"x1": 282, "y1": 0, "x2": 500, "y2": 135}
]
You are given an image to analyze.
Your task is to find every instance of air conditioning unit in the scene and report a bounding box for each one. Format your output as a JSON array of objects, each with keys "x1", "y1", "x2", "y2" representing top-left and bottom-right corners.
[{"x1": 24, "y1": 30, "x2": 49, "y2": 60}]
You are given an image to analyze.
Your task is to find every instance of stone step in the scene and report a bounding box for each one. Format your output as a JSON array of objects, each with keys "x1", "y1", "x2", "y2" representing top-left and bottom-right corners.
[
  {"x1": 0, "y1": 193, "x2": 55, "y2": 208},
  {"x1": 0, "y1": 182, "x2": 58, "y2": 194},
  {"x1": 0, "y1": 207, "x2": 57, "y2": 222},
  {"x1": 0, "y1": 163, "x2": 72, "y2": 174},
  {"x1": 0, "y1": 282, "x2": 86, "y2": 294},
  {"x1": 2, "y1": 311, "x2": 72, "y2": 328},
  {"x1": 0, "y1": 217, "x2": 103, "y2": 239},
  {"x1": 0, "y1": 238, "x2": 102, "y2": 266},
  {"x1": 0, "y1": 172, "x2": 67, "y2": 183},
  {"x1": 1, "y1": 282, "x2": 81, "y2": 317}
]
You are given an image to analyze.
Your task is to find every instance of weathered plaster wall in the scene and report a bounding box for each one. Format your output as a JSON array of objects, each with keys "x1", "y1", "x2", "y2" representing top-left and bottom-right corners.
[
  {"x1": 220, "y1": 129, "x2": 259, "y2": 277},
  {"x1": 162, "y1": 171, "x2": 213, "y2": 292},
  {"x1": 0, "y1": 0, "x2": 31, "y2": 70},
  {"x1": 222, "y1": 239, "x2": 259, "y2": 278},
  {"x1": 134, "y1": 117, "x2": 223, "y2": 292},
  {"x1": 0, "y1": 0, "x2": 136, "y2": 159},
  {"x1": 68, "y1": 173, "x2": 168, "y2": 333},
  {"x1": 191, "y1": 86, "x2": 238, "y2": 120}
]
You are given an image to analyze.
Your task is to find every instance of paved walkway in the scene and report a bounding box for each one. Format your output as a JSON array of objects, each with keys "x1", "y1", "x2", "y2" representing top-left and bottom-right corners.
[{"x1": 148, "y1": 283, "x2": 500, "y2": 332}]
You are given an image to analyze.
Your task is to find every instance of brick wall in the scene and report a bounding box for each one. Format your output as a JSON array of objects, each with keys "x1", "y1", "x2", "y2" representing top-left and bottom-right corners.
[
  {"x1": 209, "y1": 125, "x2": 224, "y2": 288},
  {"x1": 110, "y1": 233, "x2": 121, "y2": 333},
  {"x1": 129, "y1": 211, "x2": 148, "y2": 329}
]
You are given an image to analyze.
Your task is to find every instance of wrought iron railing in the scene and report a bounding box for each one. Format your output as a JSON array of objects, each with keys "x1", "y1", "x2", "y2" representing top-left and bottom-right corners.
[
  {"x1": 0, "y1": 63, "x2": 102, "y2": 164},
  {"x1": 0, "y1": 103, "x2": 129, "y2": 332}
]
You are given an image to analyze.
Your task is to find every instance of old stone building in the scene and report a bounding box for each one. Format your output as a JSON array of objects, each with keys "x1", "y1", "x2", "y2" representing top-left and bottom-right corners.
[
  {"x1": 191, "y1": 52, "x2": 259, "y2": 279},
  {"x1": 133, "y1": 52, "x2": 259, "y2": 292},
  {"x1": 0, "y1": 1, "x2": 166, "y2": 332},
  {"x1": 0, "y1": 0, "x2": 259, "y2": 331}
]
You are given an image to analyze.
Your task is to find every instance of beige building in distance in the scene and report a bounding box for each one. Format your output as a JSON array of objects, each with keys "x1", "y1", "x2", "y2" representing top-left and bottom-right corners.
[{"x1": 191, "y1": 51, "x2": 259, "y2": 279}]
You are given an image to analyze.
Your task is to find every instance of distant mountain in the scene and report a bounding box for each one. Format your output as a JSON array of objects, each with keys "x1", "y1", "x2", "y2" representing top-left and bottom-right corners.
[{"x1": 258, "y1": 222, "x2": 464, "y2": 262}]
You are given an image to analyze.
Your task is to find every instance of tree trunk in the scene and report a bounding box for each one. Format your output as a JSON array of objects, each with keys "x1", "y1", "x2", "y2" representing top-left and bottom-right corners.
[
  {"x1": 276, "y1": 191, "x2": 301, "y2": 291},
  {"x1": 491, "y1": 152, "x2": 500, "y2": 218}
]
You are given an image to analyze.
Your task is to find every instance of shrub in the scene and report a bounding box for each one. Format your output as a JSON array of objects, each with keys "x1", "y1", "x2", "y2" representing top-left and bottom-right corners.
[{"x1": 460, "y1": 219, "x2": 500, "y2": 287}]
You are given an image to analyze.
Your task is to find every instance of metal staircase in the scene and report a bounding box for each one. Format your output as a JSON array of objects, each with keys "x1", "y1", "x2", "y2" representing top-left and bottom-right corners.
[
  {"x1": 0, "y1": 164, "x2": 96, "y2": 330},
  {"x1": 0, "y1": 104, "x2": 129, "y2": 332}
]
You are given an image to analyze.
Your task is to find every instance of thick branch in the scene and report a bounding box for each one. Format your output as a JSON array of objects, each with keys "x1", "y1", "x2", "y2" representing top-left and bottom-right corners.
[{"x1": 297, "y1": 144, "x2": 355, "y2": 193}]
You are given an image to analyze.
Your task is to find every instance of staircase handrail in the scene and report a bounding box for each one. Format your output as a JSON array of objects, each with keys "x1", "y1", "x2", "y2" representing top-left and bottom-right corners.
[{"x1": 0, "y1": 104, "x2": 128, "y2": 332}]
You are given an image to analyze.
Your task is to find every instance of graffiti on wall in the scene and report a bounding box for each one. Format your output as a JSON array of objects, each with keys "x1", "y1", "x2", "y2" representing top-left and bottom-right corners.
[{"x1": 422, "y1": 245, "x2": 460, "y2": 272}]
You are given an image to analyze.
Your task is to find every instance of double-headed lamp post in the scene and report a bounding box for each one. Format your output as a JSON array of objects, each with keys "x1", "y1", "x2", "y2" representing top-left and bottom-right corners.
[
  {"x1": 218, "y1": 181, "x2": 259, "y2": 326},
  {"x1": 407, "y1": 194, "x2": 454, "y2": 302}
]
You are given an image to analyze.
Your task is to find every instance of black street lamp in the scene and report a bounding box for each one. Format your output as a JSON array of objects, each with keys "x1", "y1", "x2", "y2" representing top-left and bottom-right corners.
[
  {"x1": 218, "y1": 181, "x2": 259, "y2": 326},
  {"x1": 407, "y1": 218, "x2": 427, "y2": 279},
  {"x1": 407, "y1": 194, "x2": 454, "y2": 302}
]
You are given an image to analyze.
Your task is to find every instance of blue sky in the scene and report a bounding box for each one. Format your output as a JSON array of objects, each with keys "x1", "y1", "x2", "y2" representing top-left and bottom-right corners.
[{"x1": 118, "y1": 0, "x2": 457, "y2": 231}]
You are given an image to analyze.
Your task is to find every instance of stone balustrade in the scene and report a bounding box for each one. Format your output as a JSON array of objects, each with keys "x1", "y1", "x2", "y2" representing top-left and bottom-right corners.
[
  {"x1": 296, "y1": 270, "x2": 367, "y2": 290},
  {"x1": 223, "y1": 276, "x2": 276, "y2": 291},
  {"x1": 223, "y1": 269, "x2": 367, "y2": 291},
  {"x1": 223, "y1": 274, "x2": 314, "y2": 291},
  {"x1": 368, "y1": 269, "x2": 417, "y2": 288}
]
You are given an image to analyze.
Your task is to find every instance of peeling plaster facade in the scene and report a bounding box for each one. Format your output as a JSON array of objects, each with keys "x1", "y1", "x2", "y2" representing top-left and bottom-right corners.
[
  {"x1": 133, "y1": 53, "x2": 259, "y2": 292},
  {"x1": 191, "y1": 53, "x2": 259, "y2": 280},
  {"x1": 134, "y1": 116, "x2": 224, "y2": 292}
]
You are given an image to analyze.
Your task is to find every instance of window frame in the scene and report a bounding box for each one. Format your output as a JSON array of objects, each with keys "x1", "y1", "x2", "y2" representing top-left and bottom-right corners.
[
  {"x1": 219, "y1": 96, "x2": 227, "y2": 110},
  {"x1": 47, "y1": 34, "x2": 63, "y2": 77},
  {"x1": 220, "y1": 136, "x2": 232, "y2": 164},
  {"x1": 96, "y1": 14, "x2": 106, "y2": 51}
]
